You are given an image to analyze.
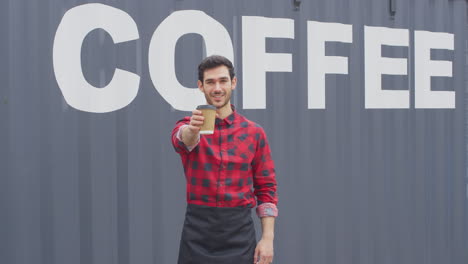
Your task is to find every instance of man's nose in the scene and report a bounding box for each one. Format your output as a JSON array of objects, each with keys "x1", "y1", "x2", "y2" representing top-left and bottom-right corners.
[{"x1": 214, "y1": 82, "x2": 222, "y2": 91}]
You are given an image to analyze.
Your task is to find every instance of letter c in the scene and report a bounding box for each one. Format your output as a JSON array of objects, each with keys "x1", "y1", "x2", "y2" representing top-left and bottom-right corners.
[{"x1": 53, "y1": 3, "x2": 140, "y2": 113}]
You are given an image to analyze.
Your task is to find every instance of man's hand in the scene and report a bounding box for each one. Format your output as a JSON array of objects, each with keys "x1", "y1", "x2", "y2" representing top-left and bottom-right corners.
[
  {"x1": 181, "y1": 110, "x2": 204, "y2": 147},
  {"x1": 253, "y1": 238, "x2": 274, "y2": 264},
  {"x1": 187, "y1": 109, "x2": 204, "y2": 133}
]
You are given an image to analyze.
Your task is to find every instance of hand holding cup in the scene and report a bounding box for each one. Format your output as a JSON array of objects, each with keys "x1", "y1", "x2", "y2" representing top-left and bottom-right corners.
[
  {"x1": 187, "y1": 110, "x2": 205, "y2": 134},
  {"x1": 181, "y1": 105, "x2": 217, "y2": 149},
  {"x1": 196, "y1": 105, "x2": 216, "y2": 134}
]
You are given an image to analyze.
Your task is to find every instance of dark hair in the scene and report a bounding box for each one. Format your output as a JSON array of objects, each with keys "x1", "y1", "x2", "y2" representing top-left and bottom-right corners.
[{"x1": 198, "y1": 55, "x2": 235, "y2": 82}]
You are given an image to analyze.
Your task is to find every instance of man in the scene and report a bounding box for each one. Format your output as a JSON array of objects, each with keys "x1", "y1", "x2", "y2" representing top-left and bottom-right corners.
[{"x1": 171, "y1": 55, "x2": 278, "y2": 264}]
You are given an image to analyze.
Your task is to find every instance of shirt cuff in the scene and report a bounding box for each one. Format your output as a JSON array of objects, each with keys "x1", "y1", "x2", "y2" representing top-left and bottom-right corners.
[
  {"x1": 176, "y1": 125, "x2": 200, "y2": 152},
  {"x1": 256, "y1": 203, "x2": 278, "y2": 218}
]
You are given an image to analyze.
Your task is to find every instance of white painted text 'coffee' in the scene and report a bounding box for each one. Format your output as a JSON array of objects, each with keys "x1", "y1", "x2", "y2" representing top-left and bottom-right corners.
[{"x1": 53, "y1": 3, "x2": 455, "y2": 113}]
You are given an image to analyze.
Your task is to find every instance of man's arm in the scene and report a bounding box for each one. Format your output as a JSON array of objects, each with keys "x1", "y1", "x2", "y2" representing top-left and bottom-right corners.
[
  {"x1": 251, "y1": 127, "x2": 278, "y2": 217},
  {"x1": 171, "y1": 110, "x2": 205, "y2": 153},
  {"x1": 251, "y1": 127, "x2": 278, "y2": 264},
  {"x1": 260, "y1": 216, "x2": 275, "y2": 240},
  {"x1": 181, "y1": 110, "x2": 204, "y2": 148},
  {"x1": 254, "y1": 217, "x2": 275, "y2": 264}
]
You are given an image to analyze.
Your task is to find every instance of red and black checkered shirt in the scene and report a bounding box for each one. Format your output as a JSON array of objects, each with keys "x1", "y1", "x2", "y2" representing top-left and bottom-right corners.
[{"x1": 171, "y1": 107, "x2": 278, "y2": 217}]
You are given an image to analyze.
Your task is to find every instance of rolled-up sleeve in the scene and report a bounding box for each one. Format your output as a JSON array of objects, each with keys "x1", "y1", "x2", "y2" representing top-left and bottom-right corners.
[{"x1": 251, "y1": 127, "x2": 278, "y2": 218}]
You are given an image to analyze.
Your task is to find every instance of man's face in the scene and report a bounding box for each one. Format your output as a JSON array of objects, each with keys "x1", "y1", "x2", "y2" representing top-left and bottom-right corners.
[{"x1": 198, "y1": 65, "x2": 237, "y2": 109}]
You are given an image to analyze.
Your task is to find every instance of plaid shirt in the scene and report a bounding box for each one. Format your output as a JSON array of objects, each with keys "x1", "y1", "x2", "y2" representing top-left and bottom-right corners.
[{"x1": 171, "y1": 107, "x2": 278, "y2": 217}]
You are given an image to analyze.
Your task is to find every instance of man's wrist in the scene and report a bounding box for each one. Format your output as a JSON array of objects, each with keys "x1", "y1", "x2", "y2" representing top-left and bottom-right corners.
[
  {"x1": 177, "y1": 125, "x2": 200, "y2": 151},
  {"x1": 180, "y1": 125, "x2": 196, "y2": 141},
  {"x1": 261, "y1": 234, "x2": 274, "y2": 241}
]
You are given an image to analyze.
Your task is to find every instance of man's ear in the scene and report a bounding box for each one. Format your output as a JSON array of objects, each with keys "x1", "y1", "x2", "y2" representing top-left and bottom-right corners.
[
  {"x1": 231, "y1": 77, "x2": 237, "y2": 90},
  {"x1": 197, "y1": 80, "x2": 203, "y2": 92}
]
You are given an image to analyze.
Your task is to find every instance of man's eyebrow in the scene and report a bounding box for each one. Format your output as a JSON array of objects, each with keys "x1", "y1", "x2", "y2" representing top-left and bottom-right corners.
[{"x1": 205, "y1": 76, "x2": 230, "y2": 82}]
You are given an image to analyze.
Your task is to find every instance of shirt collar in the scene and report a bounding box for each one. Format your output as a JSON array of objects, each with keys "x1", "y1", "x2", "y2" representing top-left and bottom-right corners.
[{"x1": 217, "y1": 104, "x2": 237, "y2": 125}]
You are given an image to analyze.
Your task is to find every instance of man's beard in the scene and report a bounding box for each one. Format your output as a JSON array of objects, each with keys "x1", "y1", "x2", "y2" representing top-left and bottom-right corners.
[{"x1": 205, "y1": 92, "x2": 231, "y2": 109}]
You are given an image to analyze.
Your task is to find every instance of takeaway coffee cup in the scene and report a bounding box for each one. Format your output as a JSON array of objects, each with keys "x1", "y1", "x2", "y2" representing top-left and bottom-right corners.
[{"x1": 196, "y1": 105, "x2": 216, "y2": 134}]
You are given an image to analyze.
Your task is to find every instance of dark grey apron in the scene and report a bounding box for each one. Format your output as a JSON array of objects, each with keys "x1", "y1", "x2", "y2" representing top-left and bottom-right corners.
[{"x1": 177, "y1": 204, "x2": 257, "y2": 264}]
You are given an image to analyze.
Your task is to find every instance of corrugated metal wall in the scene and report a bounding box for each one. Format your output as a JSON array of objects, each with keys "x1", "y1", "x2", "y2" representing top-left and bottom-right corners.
[{"x1": 0, "y1": 0, "x2": 467, "y2": 263}]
